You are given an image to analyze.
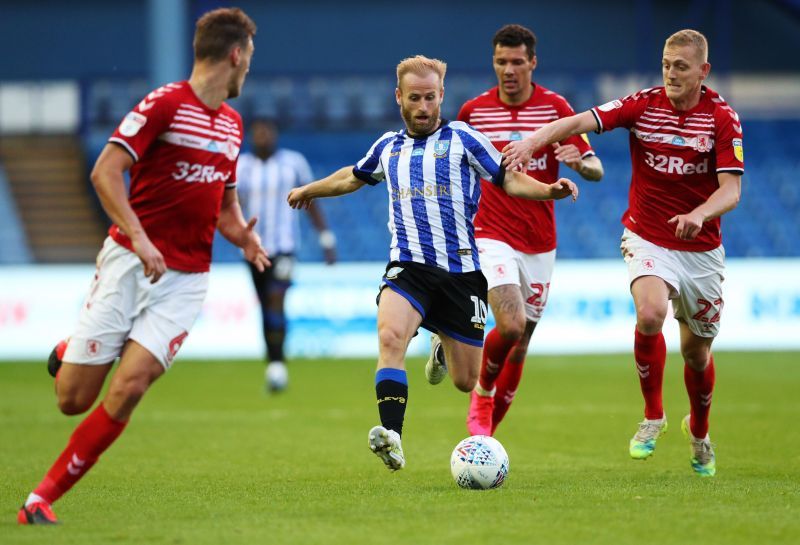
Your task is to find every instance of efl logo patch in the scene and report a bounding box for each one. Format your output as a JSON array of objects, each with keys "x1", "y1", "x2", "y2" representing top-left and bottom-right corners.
[
  {"x1": 411, "y1": 148, "x2": 425, "y2": 157},
  {"x1": 119, "y1": 112, "x2": 147, "y2": 137},
  {"x1": 732, "y1": 138, "x2": 744, "y2": 162},
  {"x1": 509, "y1": 131, "x2": 522, "y2": 141}
]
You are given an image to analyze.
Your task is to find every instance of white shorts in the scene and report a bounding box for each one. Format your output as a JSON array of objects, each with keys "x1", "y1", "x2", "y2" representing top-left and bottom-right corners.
[
  {"x1": 620, "y1": 228, "x2": 725, "y2": 338},
  {"x1": 477, "y1": 238, "x2": 556, "y2": 322},
  {"x1": 63, "y1": 237, "x2": 209, "y2": 369}
]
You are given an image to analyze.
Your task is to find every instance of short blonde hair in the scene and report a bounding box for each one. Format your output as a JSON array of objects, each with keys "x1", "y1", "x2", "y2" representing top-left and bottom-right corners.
[
  {"x1": 665, "y1": 29, "x2": 708, "y2": 62},
  {"x1": 396, "y1": 55, "x2": 447, "y2": 89}
]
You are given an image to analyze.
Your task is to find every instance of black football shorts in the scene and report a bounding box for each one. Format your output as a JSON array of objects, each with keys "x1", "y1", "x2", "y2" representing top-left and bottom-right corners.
[{"x1": 377, "y1": 260, "x2": 488, "y2": 346}]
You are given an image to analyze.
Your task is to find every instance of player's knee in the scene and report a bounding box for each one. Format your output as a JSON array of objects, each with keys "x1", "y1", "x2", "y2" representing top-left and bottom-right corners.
[
  {"x1": 377, "y1": 326, "x2": 406, "y2": 354},
  {"x1": 453, "y1": 373, "x2": 477, "y2": 393},
  {"x1": 495, "y1": 315, "x2": 525, "y2": 341},
  {"x1": 108, "y1": 375, "x2": 151, "y2": 406},
  {"x1": 636, "y1": 305, "x2": 667, "y2": 334},
  {"x1": 56, "y1": 391, "x2": 95, "y2": 415},
  {"x1": 682, "y1": 348, "x2": 710, "y2": 371}
]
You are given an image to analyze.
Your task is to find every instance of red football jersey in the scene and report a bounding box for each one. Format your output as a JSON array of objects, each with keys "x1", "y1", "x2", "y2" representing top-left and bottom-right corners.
[
  {"x1": 592, "y1": 85, "x2": 744, "y2": 251},
  {"x1": 458, "y1": 84, "x2": 594, "y2": 253},
  {"x1": 108, "y1": 81, "x2": 242, "y2": 272}
]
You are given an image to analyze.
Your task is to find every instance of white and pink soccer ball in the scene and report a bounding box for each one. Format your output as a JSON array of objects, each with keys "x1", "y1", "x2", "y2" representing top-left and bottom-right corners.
[{"x1": 450, "y1": 435, "x2": 509, "y2": 489}]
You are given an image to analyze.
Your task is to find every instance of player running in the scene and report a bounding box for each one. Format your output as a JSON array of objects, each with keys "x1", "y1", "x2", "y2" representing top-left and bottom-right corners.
[
  {"x1": 504, "y1": 29, "x2": 743, "y2": 477},
  {"x1": 237, "y1": 118, "x2": 337, "y2": 393},
  {"x1": 18, "y1": 8, "x2": 265, "y2": 525},
  {"x1": 428, "y1": 24, "x2": 604, "y2": 436},
  {"x1": 288, "y1": 55, "x2": 579, "y2": 472}
]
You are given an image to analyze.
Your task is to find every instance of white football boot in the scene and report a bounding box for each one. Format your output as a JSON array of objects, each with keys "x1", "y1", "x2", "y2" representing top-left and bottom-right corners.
[
  {"x1": 368, "y1": 425, "x2": 405, "y2": 471},
  {"x1": 424, "y1": 333, "x2": 448, "y2": 385}
]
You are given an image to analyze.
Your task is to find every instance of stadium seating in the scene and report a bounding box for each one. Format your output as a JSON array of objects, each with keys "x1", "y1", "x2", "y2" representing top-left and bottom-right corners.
[
  {"x1": 75, "y1": 78, "x2": 800, "y2": 264},
  {"x1": 0, "y1": 163, "x2": 32, "y2": 263}
]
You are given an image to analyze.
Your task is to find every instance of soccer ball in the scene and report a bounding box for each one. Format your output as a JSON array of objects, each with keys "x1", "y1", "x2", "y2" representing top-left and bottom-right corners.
[
  {"x1": 450, "y1": 435, "x2": 509, "y2": 489},
  {"x1": 265, "y1": 362, "x2": 288, "y2": 392}
]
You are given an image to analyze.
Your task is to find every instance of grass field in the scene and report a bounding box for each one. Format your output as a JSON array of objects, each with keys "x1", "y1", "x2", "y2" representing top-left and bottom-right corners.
[{"x1": 1, "y1": 352, "x2": 798, "y2": 544}]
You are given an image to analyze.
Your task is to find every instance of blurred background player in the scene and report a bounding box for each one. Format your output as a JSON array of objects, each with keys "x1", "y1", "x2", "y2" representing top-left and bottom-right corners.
[
  {"x1": 17, "y1": 8, "x2": 265, "y2": 525},
  {"x1": 237, "y1": 118, "x2": 337, "y2": 392},
  {"x1": 439, "y1": 24, "x2": 604, "y2": 436},
  {"x1": 504, "y1": 29, "x2": 742, "y2": 477},
  {"x1": 288, "y1": 55, "x2": 579, "y2": 472}
]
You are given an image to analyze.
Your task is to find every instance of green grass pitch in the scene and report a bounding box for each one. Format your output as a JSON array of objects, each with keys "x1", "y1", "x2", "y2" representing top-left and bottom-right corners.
[{"x1": 1, "y1": 352, "x2": 798, "y2": 544}]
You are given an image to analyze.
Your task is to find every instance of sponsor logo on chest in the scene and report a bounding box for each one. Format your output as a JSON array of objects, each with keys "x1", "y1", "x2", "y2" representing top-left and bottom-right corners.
[
  {"x1": 527, "y1": 153, "x2": 548, "y2": 171},
  {"x1": 644, "y1": 152, "x2": 708, "y2": 175}
]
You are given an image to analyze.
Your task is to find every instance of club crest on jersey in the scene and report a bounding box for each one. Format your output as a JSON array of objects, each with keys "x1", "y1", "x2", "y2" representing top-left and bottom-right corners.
[
  {"x1": 225, "y1": 139, "x2": 240, "y2": 161},
  {"x1": 119, "y1": 112, "x2": 147, "y2": 137},
  {"x1": 695, "y1": 134, "x2": 712, "y2": 153},
  {"x1": 509, "y1": 131, "x2": 522, "y2": 141},
  {"x1": 732, "y1": 138, "x2": 744, "y2": 162},
  {"x1": 433, "y1": 140, "x2": 450, "y2": 158}
]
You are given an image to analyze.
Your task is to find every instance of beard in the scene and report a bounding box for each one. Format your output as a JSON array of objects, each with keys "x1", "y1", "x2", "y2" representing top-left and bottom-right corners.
[{"x1": 400, "y1": 104, "x2": 440, "y2": 136}]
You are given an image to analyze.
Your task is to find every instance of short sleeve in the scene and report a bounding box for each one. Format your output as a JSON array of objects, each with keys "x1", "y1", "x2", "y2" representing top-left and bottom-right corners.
[
  {"x1": 226, "y1": 114, "x2": 244, "y2": 188},
  {"x1": 456, "y1": 126, "x2": 505, "y2": 187},
  {"x1": 714, "y1": 107, "x2": 745, "y2": 174},
  {"x1": 353, "y1": 133, "x2": 395, "y2": 186},
  {"x1": 109, "y1": 92, "x2": 172, "y2": 162},
  {"x1": 591, "y1": 90, "x2": 650, "y2": 134}
]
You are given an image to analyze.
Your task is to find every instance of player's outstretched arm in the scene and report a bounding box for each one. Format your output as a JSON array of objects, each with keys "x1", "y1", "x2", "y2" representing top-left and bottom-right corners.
[
  {"x1": 218, "y1": 188, "x2": 271, "y2": 272},
  {"x1": 504, "y1": 170, "x2": 579, "y2": 202},
  {"x1": 668, "y1": 172, "x2": 741, "y2": 240},
  {"x1": 91, "y1": 143, "x2": 166, "y2": 283},
  {"x1": 287, "y1": 166, "x2": 366, "y2": 210},
  {"x1": 553, "y1": 143, "x2": 604, "y2": 182},
  {"x1": 503, "y1": 111, "x2": 599, "y2": 171}
]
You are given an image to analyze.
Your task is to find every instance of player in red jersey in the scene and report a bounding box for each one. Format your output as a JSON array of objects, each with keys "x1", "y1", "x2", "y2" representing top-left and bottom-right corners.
[
  {"x1": 504, "y1": 29, "x2": 743, "y2": 476},
  {"x1": 425, "y1": 25, "x2": 603, "y2": 436},
  {"x1": 17, "y1": 8, "x2": 266, "y2": 525}
]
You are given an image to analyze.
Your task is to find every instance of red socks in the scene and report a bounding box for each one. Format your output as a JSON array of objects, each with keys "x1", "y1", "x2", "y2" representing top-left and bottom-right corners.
[
  {"x1": 684, "y1": 356, "x2": 715, "y2": 438},
  {"x1": 33, "y1": 404, "x2": 128, "y2": 504},
  {"x1": 478, "y1": 327, "x2": 517, "y2": 391},
  {"x1": 634, "y1": 328, "x2": 667, "y2": 420},
  {"x1": 491, "y1": 345, "x2": 525, "y2": 431}
]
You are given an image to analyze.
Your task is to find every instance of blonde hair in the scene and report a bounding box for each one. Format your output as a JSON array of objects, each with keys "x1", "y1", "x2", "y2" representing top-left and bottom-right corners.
[
  {"x1": 396, "y1": 55, "x2": 447, "y2": 89},
  {"x1": 665, "y1": 29, "x2": 708, "y2": 62}
]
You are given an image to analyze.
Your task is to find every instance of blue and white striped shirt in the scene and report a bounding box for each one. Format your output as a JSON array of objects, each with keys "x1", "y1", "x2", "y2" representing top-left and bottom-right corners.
[
  {"x1": 353, "y1": 120, "x2": 505, "y2": 273},
  {"x1": 237, "y1": 149, "x2": 313, "y2": 255}
]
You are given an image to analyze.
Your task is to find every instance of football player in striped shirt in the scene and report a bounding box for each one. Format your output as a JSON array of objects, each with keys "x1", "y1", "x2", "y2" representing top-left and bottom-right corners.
[
  {"x1": 237, "y1": 118, "x2": 337, "y2": 393},
  {"x1": 18, "y1": 8, "x2": 265, "y2": 525},
  {"x1": 288, "y1": 55, "x2": 579, "y2": 471},
  {"x1": 504, "y1": 30, "x2": 743, "y2": 477},
  {"x1": 453, "y1": 24, "x2": 604, "y2": 437}
]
